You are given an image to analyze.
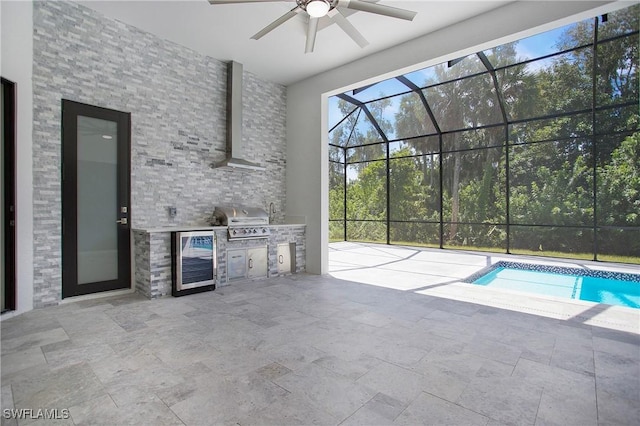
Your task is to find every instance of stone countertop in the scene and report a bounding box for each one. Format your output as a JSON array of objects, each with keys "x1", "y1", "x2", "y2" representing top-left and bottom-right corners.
[
  {"x1": 132, "y1": 224, "x2": 305, "y2": 233},
  {"x1": 132, "y1": 225, "x2": 225, "y2": 233}
]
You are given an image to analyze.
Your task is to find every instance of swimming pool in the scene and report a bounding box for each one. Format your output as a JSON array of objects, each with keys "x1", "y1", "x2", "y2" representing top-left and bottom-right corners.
[{"x1": 466, "y1": 261, "x2": 640, "y2": 309}]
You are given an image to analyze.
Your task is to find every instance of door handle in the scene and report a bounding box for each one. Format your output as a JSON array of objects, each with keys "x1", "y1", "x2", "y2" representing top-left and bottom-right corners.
[
  {"x1": 248, "y1": 258, "x2": 253, "y2": 269},
  {"x1": 116, "y1": 218, "x2": 128, "y2": 225},
  {"x1": 279, "y1": 255, "x2": 283, "y2": 264}
]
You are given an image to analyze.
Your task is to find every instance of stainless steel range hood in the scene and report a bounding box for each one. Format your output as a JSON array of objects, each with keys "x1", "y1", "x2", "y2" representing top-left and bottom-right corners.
[{"x1": 213, "y1": 61, "x2": 265, "y2": 171}]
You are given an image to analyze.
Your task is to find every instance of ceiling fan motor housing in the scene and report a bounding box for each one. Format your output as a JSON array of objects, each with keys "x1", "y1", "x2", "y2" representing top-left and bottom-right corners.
[{"x1": 297, "y1": 0, "x2": 333, "y2": 17}]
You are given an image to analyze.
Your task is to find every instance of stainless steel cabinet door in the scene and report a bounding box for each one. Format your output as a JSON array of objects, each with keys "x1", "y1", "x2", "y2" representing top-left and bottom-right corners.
[
  {"x1": 247, "y1": 247, "x2": 268, "y2": 278},
  {"x1": 277, "y1": 243, "x2": 292, "y2": 274},
  {"x1": 227, "y1": 249, "x2": 247, "y2": 282}
]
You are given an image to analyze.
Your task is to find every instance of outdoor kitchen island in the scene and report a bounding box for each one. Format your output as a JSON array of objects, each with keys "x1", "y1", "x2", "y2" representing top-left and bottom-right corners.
[{"x1": 132, "y1": 224, "x2": 306, "y2": 299}]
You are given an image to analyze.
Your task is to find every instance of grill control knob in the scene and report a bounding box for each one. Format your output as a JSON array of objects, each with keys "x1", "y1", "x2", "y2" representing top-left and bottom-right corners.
[
  {"x1": 262, "y1": 228, "x2": 267, "y2": 233},
  {"x1": 232, "y1": 229, "x2": 237, "y2": 235}
]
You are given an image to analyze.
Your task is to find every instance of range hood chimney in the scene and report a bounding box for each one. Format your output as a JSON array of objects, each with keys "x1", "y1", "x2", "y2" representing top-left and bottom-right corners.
[{"x1": 214, "y1": 61, "x2": 265, "y2": 171}]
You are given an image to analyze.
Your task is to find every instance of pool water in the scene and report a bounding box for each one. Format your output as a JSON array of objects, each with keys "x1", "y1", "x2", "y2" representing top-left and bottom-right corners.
[{"x1": 470, "y1": 263, "x2": 640, "y2": 309}]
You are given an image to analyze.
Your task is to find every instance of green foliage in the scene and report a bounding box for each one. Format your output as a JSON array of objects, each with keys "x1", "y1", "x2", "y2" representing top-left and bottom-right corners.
[{"x1": 596, "y1": 128, "x2": 640, "y2": 257}]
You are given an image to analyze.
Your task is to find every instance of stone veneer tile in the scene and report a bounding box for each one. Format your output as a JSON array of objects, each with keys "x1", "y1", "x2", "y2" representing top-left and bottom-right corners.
[
  {"x1": 32, "y1": 1, "x2": 287, "y2": 307},
  {"x1": 133, "y1": 231, "x2": 151, "y2": 299}
]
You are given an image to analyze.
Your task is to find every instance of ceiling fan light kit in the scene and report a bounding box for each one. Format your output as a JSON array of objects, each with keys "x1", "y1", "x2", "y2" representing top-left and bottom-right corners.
[
  {"x1": 305, "y1": 0, "x2": 330, "y2": 18},
  {"x1": 208, "y1": 0, "x2": 417, "y2": 53}
]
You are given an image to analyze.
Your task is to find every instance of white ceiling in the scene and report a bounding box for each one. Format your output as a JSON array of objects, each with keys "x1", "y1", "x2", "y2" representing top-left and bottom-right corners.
[{"x1": 78, "y1": 0, "x2": 513, "y2": 85}]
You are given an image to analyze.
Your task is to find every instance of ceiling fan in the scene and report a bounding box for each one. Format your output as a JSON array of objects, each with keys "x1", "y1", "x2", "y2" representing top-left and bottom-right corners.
[{"x1": 208, "y1": 0, "x2": 417, "y2": 53}]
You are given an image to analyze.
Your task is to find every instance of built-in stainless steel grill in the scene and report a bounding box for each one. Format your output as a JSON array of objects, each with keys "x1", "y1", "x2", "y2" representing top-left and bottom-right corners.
[{"x1": 210, "y1": 206, "x2": 271, "y2": 240}]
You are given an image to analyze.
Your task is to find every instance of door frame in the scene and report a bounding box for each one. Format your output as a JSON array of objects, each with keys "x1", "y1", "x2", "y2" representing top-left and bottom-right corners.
[
  {"x1": 2, "y1": 77, "x2": 16, "y2": 312},
  {"x1": 61, "y1": 99, "x2": 131, "y2": 298}
]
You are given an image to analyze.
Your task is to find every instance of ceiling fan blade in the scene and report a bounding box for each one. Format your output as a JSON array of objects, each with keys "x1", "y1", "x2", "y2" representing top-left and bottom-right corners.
[
  {"x1": 339, "y1": 0, "x2": 417, "y2": 21},
  {"x1": 208, "y1": 0, "x2": 288, "y2": 4},
  {"x1": 251, "y1": 6, "x2": 301, "y2": 40},
  {"x1": 328, "y1": 9, "x2": 369, "y2": 48},
  {"x1": 305, "y1": 17, "x2": 320, "y2": 54}
]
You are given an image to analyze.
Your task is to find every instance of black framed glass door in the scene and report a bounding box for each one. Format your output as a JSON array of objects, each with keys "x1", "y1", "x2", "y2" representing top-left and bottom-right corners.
[
  {"x1": 62, "y1": 100, "x2": 131, "y2": 298},
  {"x1": 2, "y1": 77, "x2": 16, "y2": 312}
]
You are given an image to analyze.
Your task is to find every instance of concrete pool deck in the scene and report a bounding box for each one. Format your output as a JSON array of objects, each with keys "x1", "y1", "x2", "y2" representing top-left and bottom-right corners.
[{"x1": 329, "y1": 241, "x2": 640, "y2": 334}]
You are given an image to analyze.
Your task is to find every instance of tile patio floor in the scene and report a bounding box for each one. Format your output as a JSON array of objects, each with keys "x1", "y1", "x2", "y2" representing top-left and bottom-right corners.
[{"x1": 1, "y1": 242, "x2": 639, "y2": 425}]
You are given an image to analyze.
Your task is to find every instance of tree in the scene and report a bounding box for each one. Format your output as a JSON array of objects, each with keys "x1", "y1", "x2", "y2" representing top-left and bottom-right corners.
[{"x1": 597, "y1": 128, "x2": 640, "y2": 256}]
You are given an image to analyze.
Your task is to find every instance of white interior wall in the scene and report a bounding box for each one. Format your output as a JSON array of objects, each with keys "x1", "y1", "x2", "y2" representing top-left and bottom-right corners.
[
  {"x1": 286, "y1": 0, "x2": 624, "y2": 275},
  {"x1": 0, "y1": 0, "x2": 34, "y2": 317}
]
